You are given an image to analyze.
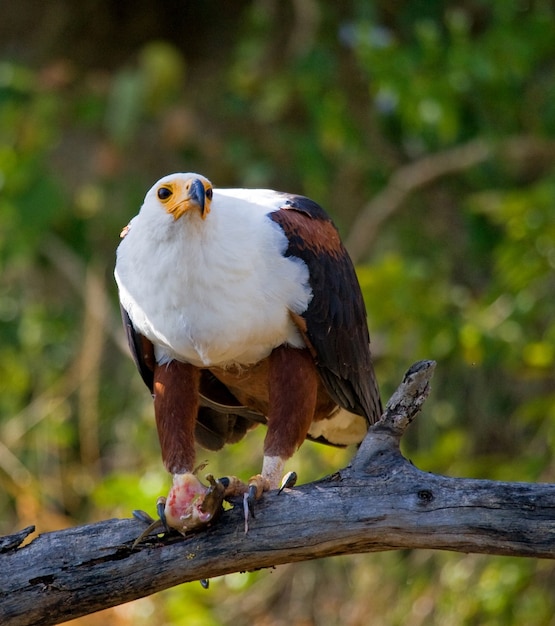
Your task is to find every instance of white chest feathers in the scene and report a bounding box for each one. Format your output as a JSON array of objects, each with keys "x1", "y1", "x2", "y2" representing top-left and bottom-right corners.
[{"x1": 115, "y1": 189, "x2": 312, "y2": 367}]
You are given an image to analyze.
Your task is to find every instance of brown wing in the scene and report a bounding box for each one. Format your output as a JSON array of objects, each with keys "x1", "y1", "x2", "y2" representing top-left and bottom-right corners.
[{"x1": 269, "y1": 194, "x2": 382, "y2": 424}]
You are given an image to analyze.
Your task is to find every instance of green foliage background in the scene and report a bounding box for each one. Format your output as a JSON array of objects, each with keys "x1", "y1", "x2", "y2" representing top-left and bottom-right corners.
[{"x1": 1, "y1": 1, "x2": 555, "y2": 624}]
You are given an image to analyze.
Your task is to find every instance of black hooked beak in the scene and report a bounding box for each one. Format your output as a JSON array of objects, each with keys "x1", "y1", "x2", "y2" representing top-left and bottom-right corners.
[{"x1": 189, "y1": 178, "x2": 206, "y2": 217}]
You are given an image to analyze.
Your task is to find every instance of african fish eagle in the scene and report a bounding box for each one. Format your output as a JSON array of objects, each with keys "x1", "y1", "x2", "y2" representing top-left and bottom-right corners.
[{"x1": 115, "y1": 173, "x2": 382, "y2": 533}]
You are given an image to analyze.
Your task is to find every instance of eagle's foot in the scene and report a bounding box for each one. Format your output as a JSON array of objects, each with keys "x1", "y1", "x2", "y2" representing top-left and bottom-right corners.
[
  {"x1": 210, "y1": 473, "x2": 270, "y2": 533},
  {"x1": 217, "y1": 468, "x2": 298, "y2": 533}
]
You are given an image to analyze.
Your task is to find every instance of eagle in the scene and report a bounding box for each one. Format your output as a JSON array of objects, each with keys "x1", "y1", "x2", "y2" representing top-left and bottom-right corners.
[{"x1": 115, "y1": 173, "x2": 382, "y2": 534}]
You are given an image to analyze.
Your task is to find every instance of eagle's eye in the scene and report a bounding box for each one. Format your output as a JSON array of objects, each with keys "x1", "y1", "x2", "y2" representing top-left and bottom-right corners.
[
  {"x1": 157, "y1": 187, "x2": 173, "y2": 201},
  {"x1": 206, "y1": 187, "x2": 213, "y2": 200}
]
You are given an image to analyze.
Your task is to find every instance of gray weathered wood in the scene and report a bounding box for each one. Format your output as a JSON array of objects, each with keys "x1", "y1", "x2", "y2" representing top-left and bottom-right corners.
[{"x1": 1, "y1": 360, "x2": 554, "y2": 626}]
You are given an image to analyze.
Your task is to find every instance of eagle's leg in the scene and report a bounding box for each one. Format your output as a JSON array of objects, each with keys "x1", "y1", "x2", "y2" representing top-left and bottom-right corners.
[
  {"x1": 242, "y1": 346, "x2": 318, "y2": 527},
  {"x1": 145, "y1": 361, "x2": 225, "y2": 534}
]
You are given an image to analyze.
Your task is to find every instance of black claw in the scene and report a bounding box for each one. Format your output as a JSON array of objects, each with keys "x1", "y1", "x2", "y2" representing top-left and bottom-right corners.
[
  {"x1": 132, "y1": 497, "x2": 174, "y2": 548},
  {"x1": 200, "y1": 579, "x2": 210, "y2": 589},
  {"x1": 247, "y1": 484, "x2": 258, "y2": 518},
  {"x1": 156, "y1": 497, "x2": 170, "y2": 533},
  {"x1": 278, "y1": 471, "x2": 297, "y2": 494},
  {"x1": 132, "y1": 513, "x2": 167, "y2": 549},
  {"x1": 132, "y1": 509, "x2": 155, "y2": 525},
  {"x1": 217, "y1": 476, "x2": 230, "y2": 489}
]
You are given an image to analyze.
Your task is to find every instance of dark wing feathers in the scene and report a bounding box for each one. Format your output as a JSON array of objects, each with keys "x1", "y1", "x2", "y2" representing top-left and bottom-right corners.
[
  {"x1": 269, "y1": 194, "x2": 382, "y2": 424},
  {"x1": 120, "y1": 305, "x2": 155, "y2": 393}
]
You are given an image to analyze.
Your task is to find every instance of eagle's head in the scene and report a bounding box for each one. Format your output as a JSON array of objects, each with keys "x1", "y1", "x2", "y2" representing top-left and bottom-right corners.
[{"x1": 145, "y1": 172, "x2": 214, "y2": 221}]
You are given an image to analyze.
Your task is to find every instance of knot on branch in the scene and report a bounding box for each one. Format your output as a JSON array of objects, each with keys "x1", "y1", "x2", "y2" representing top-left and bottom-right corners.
[{"x1": 352, "y1": 360, "x2": 436, "y2": 475}]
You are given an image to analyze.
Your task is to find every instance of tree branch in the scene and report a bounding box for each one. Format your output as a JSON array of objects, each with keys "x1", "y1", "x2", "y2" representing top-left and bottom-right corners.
[
  {"x1": 345, "y1": 136, "x2": 555, "y2": 263},
  {"x1": 2, "y1": 361, "x2": 555, "y2": 626}
]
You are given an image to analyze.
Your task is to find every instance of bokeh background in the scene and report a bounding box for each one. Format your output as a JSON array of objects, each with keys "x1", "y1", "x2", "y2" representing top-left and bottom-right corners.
[{"x1": 2, "y1": 1, "x2": 555, "y2": 624}]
